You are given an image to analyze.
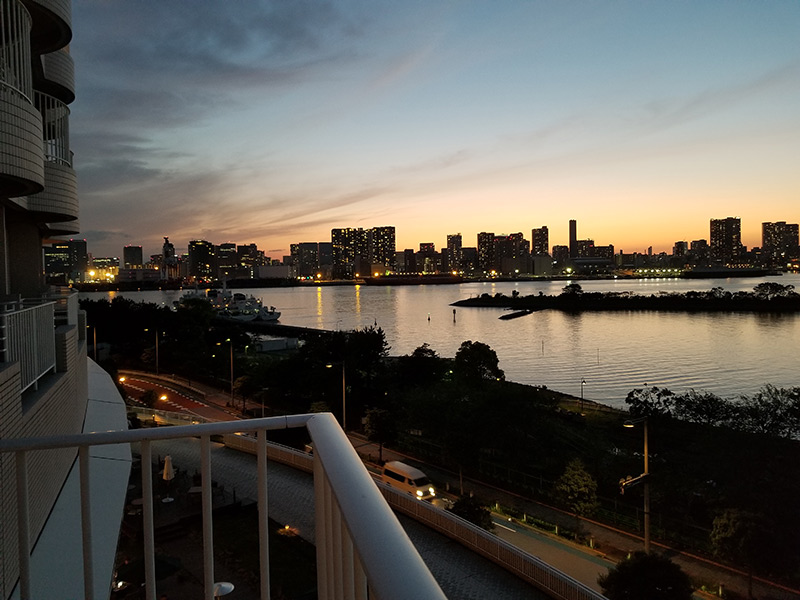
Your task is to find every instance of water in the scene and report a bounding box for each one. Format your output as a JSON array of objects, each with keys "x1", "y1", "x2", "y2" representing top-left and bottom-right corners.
[{"x1": 80, "y1": 274, "x2": 800, "y2": 408}]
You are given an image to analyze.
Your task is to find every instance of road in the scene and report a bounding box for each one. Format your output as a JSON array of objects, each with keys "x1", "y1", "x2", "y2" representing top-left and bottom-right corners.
[{"x1": 120, "y1": 370, "x2": 800, "y2": 600}]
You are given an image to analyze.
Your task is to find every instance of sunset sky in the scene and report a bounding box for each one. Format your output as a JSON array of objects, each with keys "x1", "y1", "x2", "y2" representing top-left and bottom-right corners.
[{"x1": 70, "y1": 1, "x2": 800, "y2": 260}]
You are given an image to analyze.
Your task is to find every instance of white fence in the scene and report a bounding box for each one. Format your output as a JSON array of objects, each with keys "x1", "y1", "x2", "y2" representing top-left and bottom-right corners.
[
  {"x1": 0, "y1": 299, "x2": 56, "y2": 392},
  {"x1": 0, "y1": 413, "x2": 447, "y2": 600}
]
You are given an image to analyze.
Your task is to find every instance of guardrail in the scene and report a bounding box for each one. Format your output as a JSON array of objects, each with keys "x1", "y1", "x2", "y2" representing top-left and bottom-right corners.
[
  {"x1": 0, "y1": 299, "x2": 56, "y2": 392},
  {"x1": 0, "y1": 413, "x2": 446, "y2": 600}
]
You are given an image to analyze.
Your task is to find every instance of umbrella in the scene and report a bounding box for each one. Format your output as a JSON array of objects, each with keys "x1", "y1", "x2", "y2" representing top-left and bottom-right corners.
[{"x1": 162, "y1": 455, "x2": 175, "y2": 502}]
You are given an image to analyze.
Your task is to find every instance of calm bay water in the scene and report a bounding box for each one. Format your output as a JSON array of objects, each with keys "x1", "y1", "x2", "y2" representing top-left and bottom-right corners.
[{"x1": 80, "y1": 274, "x2": 800, "y2": 408}]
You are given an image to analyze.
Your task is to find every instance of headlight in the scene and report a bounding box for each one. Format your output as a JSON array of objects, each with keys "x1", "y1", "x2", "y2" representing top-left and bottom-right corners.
[
  {"x1": 416, "y1": 490, "x2": 423, "y2": 496},
  {"x1": 430, "y1": 489, "x2": 435, "y2": 496}
]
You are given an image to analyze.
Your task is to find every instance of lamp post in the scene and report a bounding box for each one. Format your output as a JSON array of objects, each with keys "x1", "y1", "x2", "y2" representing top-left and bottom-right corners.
[
  {"x1": 144, "y1": 328, "x2": 160, "y2": 375},
  {"x1": 623, "y1": 417, "x2": 650, "y2": 553},
  {"x1": 580, "y1": 378, "x2": 586, "y2": 413},
  {"x1": 326, "y1": 361, "x2": 346, "y2": 430},
  {"x1": 215, "y1": 339, "x2": 236, "y2": 412}
]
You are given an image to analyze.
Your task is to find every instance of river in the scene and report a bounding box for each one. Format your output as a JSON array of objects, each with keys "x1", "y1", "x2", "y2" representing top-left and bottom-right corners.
[{"x1": 80, "y1": 274, "x2": 800, "y2": 409}]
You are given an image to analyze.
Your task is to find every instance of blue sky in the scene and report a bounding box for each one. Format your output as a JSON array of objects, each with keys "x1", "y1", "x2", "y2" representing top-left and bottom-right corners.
[{"x1": 70, "y1": 1, "x2": 800, "y2": 259}]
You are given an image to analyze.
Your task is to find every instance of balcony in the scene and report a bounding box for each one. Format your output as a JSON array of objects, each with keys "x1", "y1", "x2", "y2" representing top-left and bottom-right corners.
[
  {"x1": 0, "y1": 297, "x2": 56, "y2": 393},
  {"x1": 0, "y1": 413, "x2": 448, "y2": 600}
]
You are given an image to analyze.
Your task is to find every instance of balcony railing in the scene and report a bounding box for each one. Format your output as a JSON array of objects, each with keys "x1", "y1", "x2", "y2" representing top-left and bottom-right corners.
[
  {"x1": 0, "y1": 413, "x2": 447, "y2": 600},
  {"x1": 0, "y1": 298, "x2": 56, "y2": 392}
]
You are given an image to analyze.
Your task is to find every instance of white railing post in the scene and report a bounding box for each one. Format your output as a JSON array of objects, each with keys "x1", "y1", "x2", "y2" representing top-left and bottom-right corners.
[
  {"x1": 341, "y1": 518, "x2": 354, "y2": 599},
  {"x1": 140, "y1": 440, "x2": 157, "y2": 600},
  {"x1": 257, "y1": 429, "x2": 270, "y2": 600},
  {"x1": 15, "y1": 451, "x2": 31, "y2": 600},
  {"x1": 201, "y1": 435, "x2": 215, "y2": 600},
  {"x1": 314, "y1": 455, "x2": 330, "y2": 600},
  {"x1": 79, "y1": 445, "x2": 94, "y2": 600}
]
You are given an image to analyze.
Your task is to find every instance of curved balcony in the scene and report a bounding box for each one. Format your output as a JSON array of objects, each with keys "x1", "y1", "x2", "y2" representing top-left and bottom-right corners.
[
  {"x1": 25, "y1": 0, "x2": 72, "y2": 53},
  {"x1": 0, "y1": 88, "x2": 45, "y2": 198},
  {"x1": 44, "y1": 216, "x2": 79, "y2": 236},
  {"x1": 25, "y1": 159, "x2": 77, "y2": 221},
  {"x1": 40, "y1": 48, "x2": 74, "y2": 103}
]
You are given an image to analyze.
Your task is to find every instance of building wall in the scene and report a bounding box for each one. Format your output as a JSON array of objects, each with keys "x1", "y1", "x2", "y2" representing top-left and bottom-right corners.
[{"x1": 0, "y1": 324, "x2": 88, "y2": 598}]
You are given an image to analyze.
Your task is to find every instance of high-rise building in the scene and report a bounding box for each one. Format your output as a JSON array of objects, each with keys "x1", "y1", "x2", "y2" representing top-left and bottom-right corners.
[
  {"x1": 123, "y1": 245, "x2": 144, "y2": 269},
  {"x1": 446, "y1": 233, "x2": 463, "y2": 272},
  {"x1": 673, "y1": 241, "x2": 689, "y2": 257},
  {"x1": 1, "y1": 3, "x2": 128, "y2": 596},
  {"x1": 332, "y1": 227, "x2": 370, "y2": 278},
  {"x1": 292, "y1": 242, "x2": 323, "y2": 277},
  {"x1": 762, "y1": 221, "x2": 799, "y2": 265},
  {"x1": 710, "y1": 217, "x2": 742, "y2": 264},
  {"x1": 162, "y1": 236, "x2": 178, "y2": 279},
  {"x1": 477, "y1": 232, "x2": 495, "y2": 273},
  {"x1": 369, "y1": 226, "x2": 396, "y2": 271},
  {"x1": 188, "y1": 239, "x2": 215, "y2": 281},
  {"x1": 569, "y1": 220, "x2": 578, "y2": 258},
  {"x1": 531, "y1": 227, "x2": 549, "y2": 256}
]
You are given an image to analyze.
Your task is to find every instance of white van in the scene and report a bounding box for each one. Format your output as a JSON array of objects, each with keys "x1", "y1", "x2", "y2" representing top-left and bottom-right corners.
[{"x1": 381, "y1": 461, "x2": 436, "y2": 500}]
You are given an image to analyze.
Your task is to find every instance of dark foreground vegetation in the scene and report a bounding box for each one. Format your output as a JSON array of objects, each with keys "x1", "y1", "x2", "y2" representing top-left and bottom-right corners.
[
  {"x1": 453, "y1": 281, "x2": 800, "y2": 312},
  {"x1": 82, "y1": 295, "x2": 800, "y2": 591}
]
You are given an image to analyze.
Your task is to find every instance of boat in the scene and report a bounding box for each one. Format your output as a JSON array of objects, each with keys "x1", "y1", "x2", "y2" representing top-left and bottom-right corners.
[{"x1": 177, "y1": 286, "x2": 280, "y2": 322}]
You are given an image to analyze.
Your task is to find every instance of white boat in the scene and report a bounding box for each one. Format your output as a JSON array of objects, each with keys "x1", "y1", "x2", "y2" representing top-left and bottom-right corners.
[{"x1": 178, "y1": 287, "x2": 280, "y2": 322}]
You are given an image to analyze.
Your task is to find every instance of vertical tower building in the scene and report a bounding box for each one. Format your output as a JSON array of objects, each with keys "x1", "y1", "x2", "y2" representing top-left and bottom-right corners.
[
  {"x1": 446, "y1": 233, "x2": 463, "y2": 272},
  {"x1": 531, "y1": 226, "x2": 549, "y2": 256},
  {"x1": 477, "y1": 232, "x2": 495, "y2": 273},
  {"x1": 1, "y1": 2, "x2": 129, "y2": 596},
  {"x1": 123, "y1": 245, "x2": 144, "y2": 269},
  {"x1": 762, "y1": 221, "x2": 799, "y2": 265},
  {"x1": 569, "y1": 220, "x2": 577, "y2": 258},
  {"x1": 187, "y1": 239, "x2": 215, "y2": 281},
  {"x1": 710, "y1": 217, "x2": 742, "y2": 264},
  {"x1": 369, "y1": 226, "x2": 396, "y2": 271}
]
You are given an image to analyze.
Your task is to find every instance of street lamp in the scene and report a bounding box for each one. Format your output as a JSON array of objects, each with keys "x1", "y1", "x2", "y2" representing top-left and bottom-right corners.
[
  {"x1": 580, "y1": 378, "x2": 586, "y2": 413},
  {"x1": 144, "y1": 328, "x2": 160, "y2": 375},
  {"x1": 622, "y1": 417, "x2": 650, "y2": 553},
  {"x1": 217, "y1": 339, "x2": 235, "y2": 412},
  {"x1": 326, "y1": 361, "x2": 346, "y2": 430}
]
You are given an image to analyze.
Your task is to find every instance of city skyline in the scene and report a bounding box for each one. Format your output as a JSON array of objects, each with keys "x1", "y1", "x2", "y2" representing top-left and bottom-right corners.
[{"x1": 70, "y1": 2, "x2": 800, "y2": 258}]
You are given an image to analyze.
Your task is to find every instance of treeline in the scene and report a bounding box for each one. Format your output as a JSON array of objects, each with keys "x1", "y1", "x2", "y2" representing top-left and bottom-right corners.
[
  {"x1": 82, "y1": 297, "x2": 800, "y2": 584},
  {"x1": 625, "y1": 384, "x2": 800, "y2": 439},
  {"x1": 453, "y1": 281, "x2": 800, "y2": 312}
]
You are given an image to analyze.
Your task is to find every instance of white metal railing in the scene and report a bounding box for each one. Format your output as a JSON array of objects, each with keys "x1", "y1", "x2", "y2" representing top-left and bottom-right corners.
[
  {"x1": 0, "y1": 413, "x2": 447, "y2": 600},
  {"x1": 0, "y1": 299, "x2": 56, "y2": 392}
]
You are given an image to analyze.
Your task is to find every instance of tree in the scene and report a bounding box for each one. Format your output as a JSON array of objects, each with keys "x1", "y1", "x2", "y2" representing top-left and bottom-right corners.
[
  {"x1": 561, "y1": 283, "x2": 583, "y2": 295},
  {"x1": 753, "y1": 282, "x2": 795, "y2": 300},
  {"x1": 553, "y1": 458, "x2": 598, "y2": 532},
  {"x1": 398, "y1": 343, "x2": 447, "y2": 387},
  {"x1": 732, "y1": 385, "x2": 800, "y2": 438},
  {"x1": 364, "y1": 407, "x2": 397, "y2": 463},
  {"x1": 554, "y1": 458, "x2": 598, "y2": 516},
  {"x1": 598, "y1": 551, "x2": 693, "y2": 600},
  {"x1": 711, "y1": 509, "x2": 773, "y2": 599},
  {"x1": 672, "y1": 389, "x2": 732, "y2": 426},
  {"x1": 625, "y1": 386, "x2": 675, "y2": 418},
  {"x1": 453, "y1": 340, "x2": 504, "y2": 384},
  {"x1": 447, "y1": 496, "x2": 494, "y2": 531}
]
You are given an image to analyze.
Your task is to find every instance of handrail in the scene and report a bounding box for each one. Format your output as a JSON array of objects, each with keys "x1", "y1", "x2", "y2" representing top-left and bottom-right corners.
[
  {"x1": 0, "y1": 413, "x2": 447, "y2": 600},
  {"x1": 308, "y1": 414, "x2": 447, "y2": 600}
]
